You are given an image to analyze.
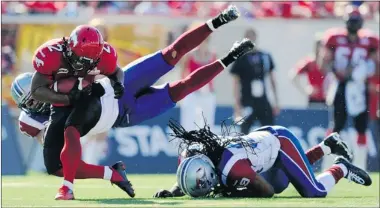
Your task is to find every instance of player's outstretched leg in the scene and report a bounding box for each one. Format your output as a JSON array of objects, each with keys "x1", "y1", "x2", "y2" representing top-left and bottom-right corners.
[
  {"x1": 315, "y1": 156, "x2": 371, "y2": 197},
  {"x1": 333, "y1": 156, "x2": 371, "y2": 186},
  {"x1": 122, "y1": 5, "x2": 240, "y2": 95},
  {"x1": 121, "y1": 39, "x2": 254, "y2": 127},
  {"x1": 169, "y1": 38, "x2": 254, "y2": 102},
  {"x1": 162, "y1": 5, "x2": 240, "y2": 66},
  {"x1": 306, "y1": 132, "x2": 353, "y2": 165}
]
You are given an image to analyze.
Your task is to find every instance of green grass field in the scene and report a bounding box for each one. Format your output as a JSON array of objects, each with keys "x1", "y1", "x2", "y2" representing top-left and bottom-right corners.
[{"x1": 2, "y1": 173, "x2": 379, "y2": 207}]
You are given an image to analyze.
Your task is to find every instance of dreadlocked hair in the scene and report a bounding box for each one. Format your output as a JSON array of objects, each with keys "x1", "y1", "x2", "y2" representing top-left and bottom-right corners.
[
  {"x1": 168, "y1": 117, "x2": 259, "y2": 169},
  {"x1": 168, "y1": 119, "x2": 225, "y2": 166}
]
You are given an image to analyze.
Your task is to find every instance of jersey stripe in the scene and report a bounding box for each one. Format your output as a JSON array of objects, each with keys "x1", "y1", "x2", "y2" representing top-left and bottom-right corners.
[{"x1": 278, "y1": 135, "x2": 322, "y2": 189}]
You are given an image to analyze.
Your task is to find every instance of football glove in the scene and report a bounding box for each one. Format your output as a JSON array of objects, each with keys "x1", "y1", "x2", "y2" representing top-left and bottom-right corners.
[
  {"x1": 68, "y1": 79, "x2": 92, "y2": 106},
  {"x1": 112, "y1": 81, "x2": 124, "y2": 99},
  {"x1": 153, "y1": 189, "x2": 174, "y2": 198}
]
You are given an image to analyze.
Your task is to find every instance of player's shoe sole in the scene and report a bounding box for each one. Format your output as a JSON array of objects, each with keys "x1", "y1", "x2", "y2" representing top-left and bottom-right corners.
[
  {"x1": 228, "y1": 38, "x2": 255, "y2": 60},
  {"x1": 334, "y1": 156, "x2": 372, "y2": 186},
  {"x1": 111, "y1": 161, "x2": 135, "y2": 198},
  {"x1": 55, "y1": 186, "x2": 75, "y2": 200},
  {"x1": 324, "y1": 132, "x2": 353, "y2": 161}
]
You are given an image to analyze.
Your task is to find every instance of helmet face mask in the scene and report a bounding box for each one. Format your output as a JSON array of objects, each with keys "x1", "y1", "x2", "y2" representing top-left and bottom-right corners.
[
  {"x1": 63, "y1": 25, "x2": 104, "y2": 73},
  {"x1": 177, "y1": 154, "x2": 219, "y2": 197}
]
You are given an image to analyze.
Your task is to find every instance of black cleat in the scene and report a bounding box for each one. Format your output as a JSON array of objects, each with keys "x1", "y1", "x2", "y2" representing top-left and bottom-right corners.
[
  {"x1": 228, "y1": 38, "x2": 255, "y2": 60},
  {"x1": 216, "y1": 5, "x2": 240, "y2": 24},
  {"x1": 111, "y1": 161, "x2": 135, "y2": 198},
  {"x1": 334, "y1": 156, "x2": 372, "y2": 186},
  {"x1": 324, "y1": 132, "x2": 353, "y2": 161}
]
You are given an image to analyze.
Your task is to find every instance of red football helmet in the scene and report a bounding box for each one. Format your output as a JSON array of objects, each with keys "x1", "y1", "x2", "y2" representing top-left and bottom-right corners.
[{"x1": 63, "y1": 25, "x2": 104, "y2": 72}]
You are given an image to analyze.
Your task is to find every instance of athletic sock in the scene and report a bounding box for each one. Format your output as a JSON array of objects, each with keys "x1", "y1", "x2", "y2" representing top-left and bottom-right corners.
[
  {"x1": 306, "y1": 145, "x2": 325, "y2": 164},
  {"x1": 161, "y1": 23, "x2": 212, "y2": 66},
  {"x1": 60, "y1": 126, "x2": 82, "y2": 184}
]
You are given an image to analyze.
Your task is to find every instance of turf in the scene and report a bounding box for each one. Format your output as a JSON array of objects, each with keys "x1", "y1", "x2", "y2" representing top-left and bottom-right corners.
[{"x1": 2, "y1": 173, "x2": 379, "y2": 207}]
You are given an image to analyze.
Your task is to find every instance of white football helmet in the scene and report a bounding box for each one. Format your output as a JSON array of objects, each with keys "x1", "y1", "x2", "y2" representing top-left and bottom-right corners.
[
  {"x1": 11, "y1": 72, "x2": 50, "y2": 114},
  {"x1": 177, "y1": 154, "x2": 219, "y2": 197}
]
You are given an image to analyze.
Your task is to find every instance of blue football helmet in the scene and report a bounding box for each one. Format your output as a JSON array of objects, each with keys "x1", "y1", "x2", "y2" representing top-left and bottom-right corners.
[{"x1": 11, "y1": 72, "x2": 50, "y2": 115}]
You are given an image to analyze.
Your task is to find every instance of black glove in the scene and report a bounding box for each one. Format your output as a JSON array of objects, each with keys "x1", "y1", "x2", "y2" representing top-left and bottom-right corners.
[
  {"x1": 153, "y1": 189, "x2": 174, "y2": 198},
  {"x1": 112, "y1": 81, "x2": 124, "y2": 99},
  {"x1": 68, "y1": 80, "x2": 92, "y2": 106}
]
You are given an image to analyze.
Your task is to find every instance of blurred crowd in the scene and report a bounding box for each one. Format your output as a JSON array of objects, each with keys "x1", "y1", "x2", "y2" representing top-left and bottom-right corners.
[{"x1": 2, "y1": 1, "x2": 379, "y2": 19}]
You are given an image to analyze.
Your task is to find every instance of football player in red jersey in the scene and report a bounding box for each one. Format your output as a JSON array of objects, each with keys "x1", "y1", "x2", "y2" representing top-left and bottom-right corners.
[
  {"x1": 320, "y1": 6, "x2": 379, "y2": 151},
  {"x1": 28, "y1": 5, "x2": 251, "y2": 200},
  {"x1": 30, "y1": 25, "x2": 126, "y2": 200}
]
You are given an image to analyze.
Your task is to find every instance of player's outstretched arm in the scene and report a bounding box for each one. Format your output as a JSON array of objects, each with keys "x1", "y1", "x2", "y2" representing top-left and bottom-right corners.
[
  {"x1": 153, "y1": 183, "x2": 185, "y2": 198},
  {"x1": 31, "y1": 72, "x2": 70, "y2": 105},
  {"x1": 107, "y1": 66, "x2": 125, "y2": 99}
]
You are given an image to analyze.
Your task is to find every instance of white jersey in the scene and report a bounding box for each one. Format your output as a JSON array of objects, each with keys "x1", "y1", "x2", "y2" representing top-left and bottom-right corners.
[
  {"x1": 18, "y1": 77, "x2": 118, "y2": 139},
  {"x1": 218, "y1": 131, "x2": 281, "y2": 187},
  {"x1": 84, "y1": 77, "x2": 118, "y2": 137}
]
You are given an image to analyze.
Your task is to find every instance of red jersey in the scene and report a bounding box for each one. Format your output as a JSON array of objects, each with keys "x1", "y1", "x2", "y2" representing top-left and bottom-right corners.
[
  {"x1": 295, "y1": 56, "x2": 326, "y2": 102},
  {"x1": 32, "y1": 38, "x2": 118, "y2": 106},
  {"x1": 323, "y1": 28, "x2": 379, "y2": 75},
  {"x1": 185, "y1": 51, "x2": 216, "y2": 92}
]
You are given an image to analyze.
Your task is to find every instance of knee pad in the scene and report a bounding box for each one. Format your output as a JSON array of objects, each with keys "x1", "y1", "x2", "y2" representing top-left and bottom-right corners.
[{"x1": 161, "y1": 47, "x2": 181, "y2": 66}]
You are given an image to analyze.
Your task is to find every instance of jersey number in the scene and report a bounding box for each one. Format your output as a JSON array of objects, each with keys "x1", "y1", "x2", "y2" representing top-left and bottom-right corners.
[
  {"x1": 47, "y1": 44, "x2": 63, "y2": 52},
  {"x1": 334, "y1": 47, "x2": 367, "y2": 69},
  {"x1": 47, "y1": 44, "x2": 113, "y2": 55},
  {"x1": 233, "y1": 177, "x2": 251, "y2": 187}
]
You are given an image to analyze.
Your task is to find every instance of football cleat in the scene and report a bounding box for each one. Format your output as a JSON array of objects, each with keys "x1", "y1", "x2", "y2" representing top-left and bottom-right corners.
[
  {"x1": 111, "y1": 161, "x2": 135, "y2": 198},
  {"x1": 334, "y1": 156, "x2": 372, "y2": 186},
  {"x1": 324, "y1": 132, "x2": 353, "y2": 161},
  {"x1": 228, "y1": 38, "x2": 255, "y2": 60},
  {"x1": 55, "y1": 186, "x2": 74, "y2": 200},
  {"x1": 217, "y1": 5, "x2": 240, "y2": 24}
]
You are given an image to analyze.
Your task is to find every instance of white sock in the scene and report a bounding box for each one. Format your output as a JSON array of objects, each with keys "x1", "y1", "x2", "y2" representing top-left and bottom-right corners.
[
  {"x1": 316, "y1": 172, "x2": 335, "y2": 192},
  {"x1": 103, "y1": 166, "x2": 112, "y2": 181},
  {"x1": 63, "y1": 180, "x2": 74, "y2": 190},
  {"x1": 218, "y1": 59, "x2": 227, "y2": 69},
  {"x1": 319, "y1": 143, "x2": 331, "y2": 155},
  {"x1": 334, "y1": 163, "x2": 348, "y2": 177},
  {"x1": 206, "y1": 19, "x2": 216, "y2": 31}
]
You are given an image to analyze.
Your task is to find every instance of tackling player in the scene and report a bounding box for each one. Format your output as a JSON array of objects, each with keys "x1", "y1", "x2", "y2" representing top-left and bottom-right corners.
[
  {"x1": 154, "y1": 122, "x2": 371, "y2": 198},
  {"x1": 17, "y1": 5, "x2": 254, "y2": 200},
  {"x1": 321, "y1": 6, "x2": 379, "y2": 152}
]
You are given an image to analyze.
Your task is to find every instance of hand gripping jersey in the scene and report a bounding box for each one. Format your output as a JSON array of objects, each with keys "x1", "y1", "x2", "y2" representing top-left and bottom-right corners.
[
  {"x1": 218, "y1": 131, "x2": 281, "y2": 188},
  {"x1": 18, "y1": 77, "x2": 118, "y2": 139},
  {"x1": 32, "y1": 38, "x2": 118, "y2": 105}
]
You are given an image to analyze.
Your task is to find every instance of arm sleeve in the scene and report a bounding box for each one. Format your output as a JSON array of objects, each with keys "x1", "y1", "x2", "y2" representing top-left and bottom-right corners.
[
  {"x1": 18, "y1": 111, "x2": 47, "y2": 137},
  {"x1": 225, "y1": 158, "x2": 257, "y2": 188},
  {"x1": 32, "y1": 47, "x2": 59, "y2": 79},
  {"x1": 267, "y1": 53, "x2": 275, "y2": 72},
  {"x1": 98, "y1": 44, "x2": 118, "y2": 75}
]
